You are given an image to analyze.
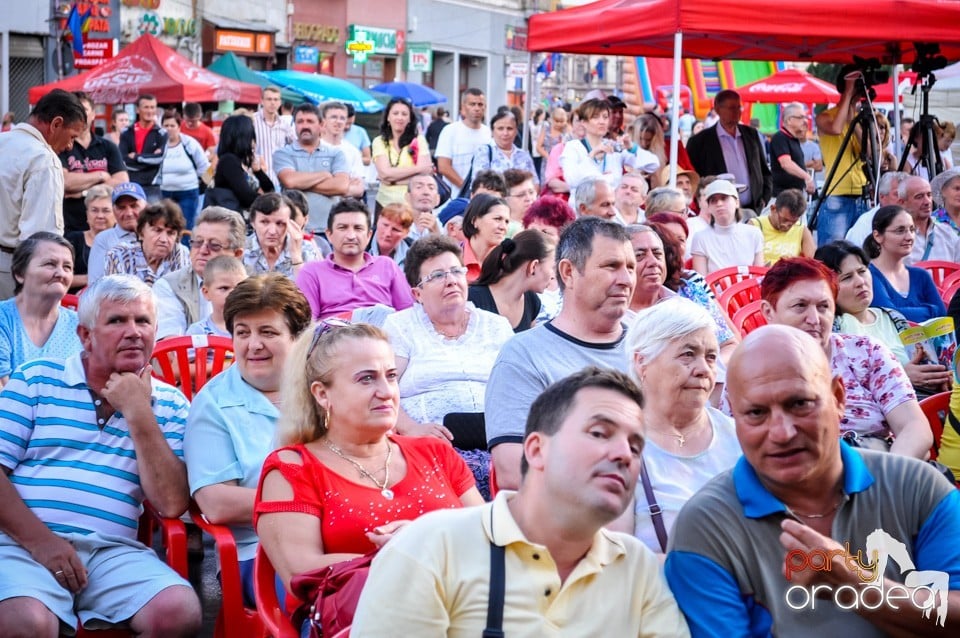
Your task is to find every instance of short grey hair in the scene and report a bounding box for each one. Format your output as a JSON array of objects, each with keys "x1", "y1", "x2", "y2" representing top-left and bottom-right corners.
[
  {"x1": 625, "y1": 297, "x2": 715, "y2": 386},
  {"x1": 645, "y1": 187, "x2": 685, "y2": 215},
  {"x1": 574, "y1": 178, "x2": 608, "y2": 211},
  {"x1": 84, "y1": 184, "x2": 113, "y2": 207},
  {"x1": 78, "y1": 275, "x2": 156, "y2": 329},
  {"x1": 624, "y1": 223, "x2": 657, "y2": 240},
  {"x1": 879, "y1": 171, "x2": 909, "y2": 197},
  {"x1": 897, "y1": 175, "x2": 930, "y2": 201},
  {"x1": 556, "y1": 216, "x2": 631, "y2": 292},
  {"x1": 931, "y1": 167, "x2": 960, "y2": 208},
  {"x1": 782, "y1": 102, "x2": 805, "y2": 118},
  {"x1": 195, "y1": 206, "x2": 246, "y2": 250}
]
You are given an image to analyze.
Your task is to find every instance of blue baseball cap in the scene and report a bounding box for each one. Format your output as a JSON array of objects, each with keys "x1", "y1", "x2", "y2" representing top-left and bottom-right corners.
[
  {"x1": 112, "y1": 182, "x2": 147, "y2": 203},
  {"x1": 438, "y1": 198, "x2": 470, "y2": 226}
]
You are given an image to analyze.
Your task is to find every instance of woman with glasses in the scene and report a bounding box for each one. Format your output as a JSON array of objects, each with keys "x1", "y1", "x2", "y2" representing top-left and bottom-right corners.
[
  {"x1": 864, "y1": 205, "x2": 946, "y2": 323},
  {"x1": 372, "y1": 97, "x2": 433, "y2": 211},
  {"x1": 185, "y1": 274, "x2": 311, "y2": 605},
  {"x1": 382, "y1": 235, "x2": 513, "y2": 496},
  {"x1": 254, "y1": 319, "x2": 483, "y2": 602},
  {"x1": 65, "y1": 184, "x2": 116, "y2": 290}
]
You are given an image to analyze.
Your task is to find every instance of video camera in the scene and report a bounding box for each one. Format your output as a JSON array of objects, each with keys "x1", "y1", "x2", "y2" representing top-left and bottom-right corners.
[
  {"x1": 912, "y1": 43, "x2": 949, "y2": 79},
  {"x1": 849, "y1": 56, "x2": 889, "y2": 88}
]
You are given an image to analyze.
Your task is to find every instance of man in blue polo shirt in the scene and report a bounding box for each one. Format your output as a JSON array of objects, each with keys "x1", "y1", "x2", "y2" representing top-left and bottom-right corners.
[
  {"x1": 0, "y1": 275, "x2": 200, "y2": 636},
  {"x1": 665, "y1": 325, "x2": 960, "y2": 636}
]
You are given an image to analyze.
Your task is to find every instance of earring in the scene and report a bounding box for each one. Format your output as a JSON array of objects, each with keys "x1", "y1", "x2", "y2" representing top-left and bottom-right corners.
[{"x1": 323, "y1": 404, "x2": 331, "y2": 428}]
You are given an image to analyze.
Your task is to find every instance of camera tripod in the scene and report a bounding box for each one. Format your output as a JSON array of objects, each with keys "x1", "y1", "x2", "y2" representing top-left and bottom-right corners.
[
  {"x1": 809, "y1": 80, "x2": 881, "y2": 231},
  {"x1": 898, "y1": 71, "x2": 943, "y2": 180}
]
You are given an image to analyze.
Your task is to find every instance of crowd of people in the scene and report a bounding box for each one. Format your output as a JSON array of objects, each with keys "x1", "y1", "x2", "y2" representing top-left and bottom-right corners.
[{"x1": 0, "y1": 76, "x2": 958, "y2": 637}]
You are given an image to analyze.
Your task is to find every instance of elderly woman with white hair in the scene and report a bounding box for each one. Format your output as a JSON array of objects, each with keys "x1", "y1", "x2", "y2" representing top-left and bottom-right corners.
[
  {"x1": 931, "y1": 166, "x2": 960, "y2": 234},
  {"x1": 611, "y1": 297, "x2": 741, "y2": 554}
]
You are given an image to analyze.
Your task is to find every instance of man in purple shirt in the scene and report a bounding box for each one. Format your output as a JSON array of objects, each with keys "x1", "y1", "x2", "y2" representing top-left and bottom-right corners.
[{"x1": 296, "y1": 197, "x2": 414, "y2": 319}]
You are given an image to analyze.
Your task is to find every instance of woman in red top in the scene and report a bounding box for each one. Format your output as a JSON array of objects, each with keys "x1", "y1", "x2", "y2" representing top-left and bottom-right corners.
[{"x1": 254, "y1": 321, "x2": 484, "y2": 594}]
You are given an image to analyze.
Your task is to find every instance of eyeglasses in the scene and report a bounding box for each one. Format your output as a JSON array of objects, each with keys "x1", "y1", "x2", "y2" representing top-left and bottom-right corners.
[
  {"x1": 189, "y1": 238, "x2": 226, "y2": 252},
  {"x1": 885, "y1": 225, "x2": 916, "y2": 236},
  {"x1": 417, "y1": 266, "x2": 468, "y2": 288},
  {"x1": 307, "y1": 318, "x2": 352, "y2": 359}
]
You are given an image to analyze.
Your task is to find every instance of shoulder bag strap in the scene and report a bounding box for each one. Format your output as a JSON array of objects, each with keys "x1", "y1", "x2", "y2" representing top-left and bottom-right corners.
[
  {"x1": 640, "y1": 461, "x2": 669, "y2": 553},
  {"x1": 483, "y1": 506, "x2": 506, "y2": 638}
]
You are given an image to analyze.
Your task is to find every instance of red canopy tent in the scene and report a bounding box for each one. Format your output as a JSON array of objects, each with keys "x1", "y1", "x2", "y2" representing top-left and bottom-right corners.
[
  {"x1": 526, "y1": 0, "x2": 960, "y2": 64},
  {"x1": 28, "y1": 34, "x2": 262, "y2": 104},
  {"x1": 528, "y1": 0, "x2": 960, "y2": 183},
  {"x1": 736, "y1": 69, "x2": 840, "y2": 103}
]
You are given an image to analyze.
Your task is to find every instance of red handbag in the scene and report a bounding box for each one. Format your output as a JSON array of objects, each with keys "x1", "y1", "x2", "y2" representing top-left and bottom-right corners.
[{"x1": 290, "y1": 552, "x2": 376, "y2": 638}]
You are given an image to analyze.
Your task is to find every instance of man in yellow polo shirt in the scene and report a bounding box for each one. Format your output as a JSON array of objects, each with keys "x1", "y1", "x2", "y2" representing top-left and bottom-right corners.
[{"x1": 351, "y1": 367, "x2": 690, "y2": 637}]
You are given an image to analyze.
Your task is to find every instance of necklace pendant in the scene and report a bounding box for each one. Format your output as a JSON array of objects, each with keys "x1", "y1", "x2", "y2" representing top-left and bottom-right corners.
[
  {"x1": 381, "y1": 488, "x2": 394, "y2": 500},
  {"x1": 677, "y1": 433, "x2": 685, "y2": 447}
]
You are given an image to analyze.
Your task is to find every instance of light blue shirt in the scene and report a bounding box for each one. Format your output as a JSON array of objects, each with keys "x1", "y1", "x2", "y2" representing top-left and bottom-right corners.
[
  {"x1": 184, "y1": 364, "x2": 278, "y2": 561},
  {"x1": 716, "y1": 125, "x2": 753, "y2": 207},
  {"x1": 0, "y1": 299, "x2": 81, "y2": 378}
]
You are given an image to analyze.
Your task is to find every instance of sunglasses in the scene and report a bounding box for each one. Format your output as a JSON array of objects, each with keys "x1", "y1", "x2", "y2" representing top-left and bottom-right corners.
[{"x1": 306, "y1": 318, "x2": 352, "y2": 358}]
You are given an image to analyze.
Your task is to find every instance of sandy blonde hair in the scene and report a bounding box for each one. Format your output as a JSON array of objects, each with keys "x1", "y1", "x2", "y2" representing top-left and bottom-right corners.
[{"x1": 277, "y1": 322, "x2": 391, "y2": 446}]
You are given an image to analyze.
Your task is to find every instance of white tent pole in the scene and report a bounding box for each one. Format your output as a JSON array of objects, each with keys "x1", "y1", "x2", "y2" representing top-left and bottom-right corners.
[
  {"x1": 891, "y1": 61, "x2": 901, "y2": 159},
  {"x1": 669, "y1": 31, "x2": 682, "y2": 187}
]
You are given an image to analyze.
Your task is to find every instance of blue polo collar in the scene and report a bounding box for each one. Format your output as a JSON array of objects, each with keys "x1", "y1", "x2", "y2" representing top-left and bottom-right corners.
[{"x1": 733, "y1": 441, "x2": 875, "y2": 519}]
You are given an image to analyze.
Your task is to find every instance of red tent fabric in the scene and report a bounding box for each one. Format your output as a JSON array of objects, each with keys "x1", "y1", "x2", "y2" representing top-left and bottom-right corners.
[
  {"x1": 873, "y1": 72, "x2": 918, "y2": 102},
  {"x1": 527, "y1": 0, "x2": 960, "y2": 65},
  {"x1": 28, "y1": 34, "x2": 262, "y2": 104},
  {"x1": 736, "y1": 69, "x2": 840, "y2": 103}
]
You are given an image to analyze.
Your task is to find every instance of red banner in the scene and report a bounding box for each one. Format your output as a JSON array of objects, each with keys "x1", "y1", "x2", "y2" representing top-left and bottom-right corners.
[{"x1": 74, "y1": 38, "x2": 117, "y2": 70}]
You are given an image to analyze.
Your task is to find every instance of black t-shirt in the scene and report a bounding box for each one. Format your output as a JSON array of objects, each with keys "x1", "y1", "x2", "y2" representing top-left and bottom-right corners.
[
  {"x1": 59, "y1": 136, "x2": 125, "y2": 233},
  {"x1": 467, "y1": 285, "x2": 542, "y2": 333},
  {"x1": 769, "y1": 130, "x2": 806, "y2": 195}
]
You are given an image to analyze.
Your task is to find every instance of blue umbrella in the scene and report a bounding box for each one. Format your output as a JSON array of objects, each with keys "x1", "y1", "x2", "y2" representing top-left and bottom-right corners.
[
  {"x1": 371, "y1": 81, "x2": 448, "y2": 107},
  {"x1": 259, "y1": 70, "x2": 383, "y2": 113}
]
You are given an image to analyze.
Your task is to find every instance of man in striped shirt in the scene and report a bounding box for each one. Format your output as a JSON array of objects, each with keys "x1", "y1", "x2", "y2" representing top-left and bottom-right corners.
[
  {"x1": 0, "y1": 275, "x2": 200, "y2": 636},
  {"x1": 253, "y1": 86, "x2": 295, "y2": 189}
]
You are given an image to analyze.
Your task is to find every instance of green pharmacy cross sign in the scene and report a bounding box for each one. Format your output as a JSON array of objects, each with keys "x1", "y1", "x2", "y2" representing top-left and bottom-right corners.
[{"x1": 346, "y1": 29, "x2": 375, "y2": 63}]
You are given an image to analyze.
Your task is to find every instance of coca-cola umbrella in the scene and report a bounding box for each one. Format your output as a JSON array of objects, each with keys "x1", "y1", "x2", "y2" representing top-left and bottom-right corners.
[
  {"x1": 736, "y1": 68, "x2": 840, "y2": 104},
  {"x1": 28, "y1": 33, "x2": 262, "y2": 104}
]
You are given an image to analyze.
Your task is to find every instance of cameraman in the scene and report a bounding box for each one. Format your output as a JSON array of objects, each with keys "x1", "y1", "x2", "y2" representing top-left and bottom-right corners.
[{"x1": 815, "y1": 69, "x2": 871, "y2": 246}]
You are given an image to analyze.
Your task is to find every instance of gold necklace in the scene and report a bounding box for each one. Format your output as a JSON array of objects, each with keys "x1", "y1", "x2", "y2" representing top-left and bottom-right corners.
[
  {"x1": 792, "y1": 493, "x2": 845, "y2": 519},
  {"x1": 325, "y1": 439, "x2": 394, "y2": 500},
  {"x1": 432, "y1": 312, "x2": 468, "y2": 339}
]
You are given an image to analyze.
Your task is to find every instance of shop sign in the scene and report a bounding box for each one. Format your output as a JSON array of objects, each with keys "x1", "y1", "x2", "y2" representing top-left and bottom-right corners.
[
  {"x1": 345, "y1": 29, "x2": 375, "y2": 64},
  {"x1": 505, "y1": 24, "x2": 527, "y2": 51},
  {"x1": 507, "y1": 62, "x2": 529, "y2": 78},
  {"x1": 293, "y1": 23, "x2": 339, "y2": 44},
  {"x1": 348, "y1": 25, "x2": 399, "y2": 56},
  {"x1": 215, "y1": 30, "x2": 273, "y2": 55},
  {"x1": 137, "y1": 12, "x2": 198, "y2": 37},
  {"x1": 73, "y1": 37, "x2": 117, "y2": 69},
  {"x1": 62, "y1": 0, "x2": 115, "y2": 34},
  {"x1": 293, "y1": 46, "x2": 319, "y2": 71},
  {"x1": 406, "y1": 43, "x2": 432, "y2": 73}
]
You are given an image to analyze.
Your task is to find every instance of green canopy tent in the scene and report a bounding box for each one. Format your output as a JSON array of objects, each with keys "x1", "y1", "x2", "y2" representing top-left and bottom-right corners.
[{"x1": 206, "y1": 52, "x2": 308, "y2": 105}]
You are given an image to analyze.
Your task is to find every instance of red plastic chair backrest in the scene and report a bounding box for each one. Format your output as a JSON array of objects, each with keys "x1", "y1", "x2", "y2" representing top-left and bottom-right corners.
[
  {"x1": 918, "y1": 391, "x2": 950, "y2": 461},
  {"x1": 718, "y1": 277, "x2": 762, "y2": 318},
  {"x1": 732, "y1": 300, "x2": 767, "y2": 337},
  {"x1": 939, "y1": 270, "x2": 960, "y2": 305},
  {"x1": 254, "y1": 546, "x2": 301, "y2": 638},
  {"x1": 914, "y1": 260, "x2": 960, "y2": 291},
  {"x1": 705, "y1": 265, "x2": 769, "y2": 298},
  {"x1": 61, "y1": 293, "x2": 80, "y2": 311},
  {"x1": 150, "y1": 335, "x2": 234, "y2": 401}
]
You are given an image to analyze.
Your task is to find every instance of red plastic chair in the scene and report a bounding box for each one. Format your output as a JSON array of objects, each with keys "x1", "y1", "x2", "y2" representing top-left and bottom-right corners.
[
  {"x1": 732, "y1": 300, "x2": 767, "y2": 337},
  {"x1": 939, "y1": 270, "x2": 960, "y2": 305},
  {"x1": 919, "y1": 391, "x2": 950, "y2": 462},
  {"x1": 254, "y1": 546, "x2": 300, "y2": 638},
  {"x1": 74, "y1": 503, "x2": 188, "y2": 637},
  {"x1": 705, "y1": 265, "x2": 768, "y2": 298},
  {"x1": 914, "y1": 260, "x2": 960, "y2": 292},
  {"x1": 190, "y1": 503, "x2": 265, "y2": 638},
  {"x1": 150, "y1": 335, "x2": 234, "y2": 401},
  {"x1": 717, "y1": 277, "x2": 762, "y2": 318},
  {"x1": 61, "y1": 293, "x2": 80, "y2": 311}
]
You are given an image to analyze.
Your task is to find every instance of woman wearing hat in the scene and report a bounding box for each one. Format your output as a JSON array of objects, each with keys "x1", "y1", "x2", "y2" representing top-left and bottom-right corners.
[{"x1": 690, "y1": 179, "x2": 764, "y2": 276}]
